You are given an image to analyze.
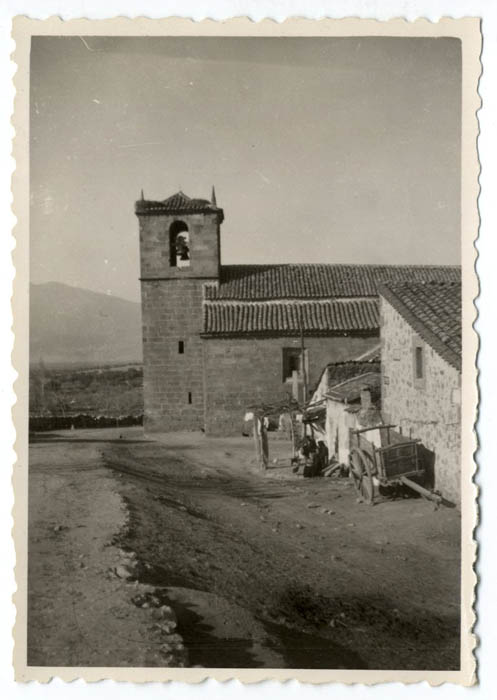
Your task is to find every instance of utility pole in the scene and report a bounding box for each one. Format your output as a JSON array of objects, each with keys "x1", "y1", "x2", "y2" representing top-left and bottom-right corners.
[{"x1": 299, "y1": 314, "x2": 308, "y2": 404}]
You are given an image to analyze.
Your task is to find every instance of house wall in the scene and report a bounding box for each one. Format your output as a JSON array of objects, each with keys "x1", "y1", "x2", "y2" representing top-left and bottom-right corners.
[
  {"x1": 203, "y1": 334, "x2": 379, "y2": 436},
  {"x1": 324, "y1": 402, "x2": 382, "y2": 466},
  {"x1": 308, "y1": 366, "x2": 329, "y2": 406},
  {"x1": 325, "y1": 400, "x2": 351, "y2": 465},
  {"x1": 380, "y1": 297, "x2": 461, "y2": 504}
]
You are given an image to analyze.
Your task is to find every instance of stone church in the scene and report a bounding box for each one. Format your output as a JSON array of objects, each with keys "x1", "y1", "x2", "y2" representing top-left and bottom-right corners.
[{"x1": 136, "y1": 189, "x2": 460, "y2": 436}]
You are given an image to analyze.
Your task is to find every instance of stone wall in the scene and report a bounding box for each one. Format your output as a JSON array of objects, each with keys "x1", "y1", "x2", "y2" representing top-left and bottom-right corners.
[
  {"x1": 203, "y1": 334, "x2": 378, "y2": 436},
  {"x1": 380, "y1": 297, "x2": 461, "y2": 504},
  {"x1": 141, "y1": 279, "x2": 205, "y2": 432}
]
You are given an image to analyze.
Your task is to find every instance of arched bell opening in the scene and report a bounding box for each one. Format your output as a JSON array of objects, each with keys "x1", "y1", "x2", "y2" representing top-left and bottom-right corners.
[{"x1": 169, "y1": 220, "x2": 190, "y2": 268}]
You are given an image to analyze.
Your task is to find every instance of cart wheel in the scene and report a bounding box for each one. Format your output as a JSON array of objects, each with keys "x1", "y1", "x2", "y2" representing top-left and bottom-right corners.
[{"x1": 349, "y1": 448, "x2": 375, "y2": 505}]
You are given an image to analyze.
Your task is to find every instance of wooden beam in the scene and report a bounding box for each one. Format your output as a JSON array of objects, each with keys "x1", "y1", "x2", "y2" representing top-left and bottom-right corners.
[{"x1": 400, "y1": 476, "x2": 442, "y2": 505}]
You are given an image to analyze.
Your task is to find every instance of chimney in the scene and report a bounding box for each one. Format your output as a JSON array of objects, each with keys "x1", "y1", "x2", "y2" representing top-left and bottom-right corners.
[
  {"x1": 211, "y1": 185, "x2": 217, "y2": 206},
  {"x1": 360, "y1": 386, "x2": 372, "y2": 409}
]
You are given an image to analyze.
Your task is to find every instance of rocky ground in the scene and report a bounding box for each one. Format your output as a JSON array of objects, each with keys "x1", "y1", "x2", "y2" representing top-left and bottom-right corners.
[{"x1": 28, "y1": 427, "x2": 461, "y2": 670}]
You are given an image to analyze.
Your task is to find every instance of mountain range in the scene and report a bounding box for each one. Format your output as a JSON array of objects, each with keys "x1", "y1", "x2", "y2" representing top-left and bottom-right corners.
[{"x1": 30, "y1": 282, "x2": 142, "y2": 366}]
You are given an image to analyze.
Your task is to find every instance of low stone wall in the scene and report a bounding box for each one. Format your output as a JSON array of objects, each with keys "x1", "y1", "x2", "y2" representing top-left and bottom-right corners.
[{"x1": 29, "y1": 414, "x2": 143, "y2": 432}]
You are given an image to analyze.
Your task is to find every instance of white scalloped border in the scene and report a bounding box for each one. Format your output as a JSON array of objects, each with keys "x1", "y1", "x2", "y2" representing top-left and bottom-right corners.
[{"x1": 9, "y1": 15, "x2": 481, "y2": 686}]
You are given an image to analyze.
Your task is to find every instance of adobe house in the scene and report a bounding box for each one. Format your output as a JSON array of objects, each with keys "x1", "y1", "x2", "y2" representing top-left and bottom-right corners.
[
  {"x1": 379, "y1": 280, "x2": 462, "y2": 503},
  {"x1": 307, "y1": 345, "x2": 381, "y2": 409},
  {"x1": 305, "y1": 356, "x2": 382, "y2": 464},
  {"x1": 136, "y1": 189, "x2": 461, "y2": 437}
]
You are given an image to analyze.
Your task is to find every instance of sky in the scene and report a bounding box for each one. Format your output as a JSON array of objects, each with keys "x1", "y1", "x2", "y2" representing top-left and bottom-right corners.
[{"x1": 30, "y1": 36, "x2": 461, "y2": 302}]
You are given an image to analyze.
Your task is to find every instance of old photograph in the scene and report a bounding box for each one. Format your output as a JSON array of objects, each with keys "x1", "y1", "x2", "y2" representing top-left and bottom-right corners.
[{"x1": 12, "y1": 17, "x2": 479, "y2": 684}]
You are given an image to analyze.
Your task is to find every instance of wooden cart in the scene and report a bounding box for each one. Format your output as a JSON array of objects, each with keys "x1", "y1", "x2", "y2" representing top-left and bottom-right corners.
[{"x1": 348, "y1": 425, "x2": 441, "y2": 506}]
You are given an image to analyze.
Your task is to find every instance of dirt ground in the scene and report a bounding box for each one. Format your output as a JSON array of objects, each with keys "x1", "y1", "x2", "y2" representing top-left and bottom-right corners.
[{"x1": 28, "y1": 426, "x2": 461, "y2": 670}]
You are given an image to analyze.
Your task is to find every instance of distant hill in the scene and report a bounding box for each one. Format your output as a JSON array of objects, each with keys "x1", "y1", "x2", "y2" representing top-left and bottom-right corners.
[{"x1": 30, "y1": 282, "x2": 142, "y2": 366}]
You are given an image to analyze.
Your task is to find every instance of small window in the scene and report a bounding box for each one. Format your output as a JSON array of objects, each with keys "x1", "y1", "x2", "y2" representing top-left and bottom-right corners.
[
  {"x1": 415, "y1": 346, "x2": 424, "y2": 379},
  {"x1": 188, "y1": 392, "x2": 192, "y2": 405},
  {"x1": 412, "y1": 338, "x2": 426, "y2": 389},
  {"x1": 178, "y1": 341, "x2": 184, "y2": 354},
  {"x1": 282, "y1": 347, "x2": 306, "y2": 383}
]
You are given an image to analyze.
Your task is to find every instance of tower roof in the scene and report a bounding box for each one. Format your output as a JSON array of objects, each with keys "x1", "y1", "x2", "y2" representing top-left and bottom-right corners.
[{"x1": 135, "y1": 190, "x2": 224, "y2": 221}]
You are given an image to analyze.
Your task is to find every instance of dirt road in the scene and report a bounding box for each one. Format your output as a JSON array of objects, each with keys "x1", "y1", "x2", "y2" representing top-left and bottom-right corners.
[{"x1": 28, "y1": 427, "x2": 461, "y2": 670}]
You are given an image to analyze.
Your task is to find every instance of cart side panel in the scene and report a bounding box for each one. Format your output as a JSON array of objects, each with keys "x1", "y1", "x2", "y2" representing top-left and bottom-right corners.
[{"x1": 377, "y1": 441, "x2": 423, "y2": 480}]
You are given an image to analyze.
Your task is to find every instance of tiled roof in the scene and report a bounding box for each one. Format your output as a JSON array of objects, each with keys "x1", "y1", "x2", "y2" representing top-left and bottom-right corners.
[
  {"x1": 309, "y1": 351, "x2": 381, "y2": 398},
  {"x1": 379, "y1": 281, "x2": 462, "y2": 371},
  {"x1": 327, "y1": 359, "x2": 381, "y2": 389},
  {"x1": 326, "y1": 371, "x2": 381, "y2": 403},
  {"x1": 135, "y1": 191, "x2": 224, "y2": 220},
  {"x1": 204, "y1": 264, "x2": 460, "y2": 301},
  {"x1": 352, "y1": 344, "x2": 382, "y2": 362},
  {"x1": 202, "y1": 299, "x2": 379, "y2": 336}
]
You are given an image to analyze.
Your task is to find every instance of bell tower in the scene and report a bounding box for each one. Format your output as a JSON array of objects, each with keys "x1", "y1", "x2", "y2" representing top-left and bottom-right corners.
[{"x1": 136, "y1": 189, "x2": 224, "y2": 433}]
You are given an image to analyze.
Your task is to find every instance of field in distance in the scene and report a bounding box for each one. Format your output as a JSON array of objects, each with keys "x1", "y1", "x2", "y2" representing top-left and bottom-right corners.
[{"x1": 29, "y1": 362, "x2": 143, "y2": 419}]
